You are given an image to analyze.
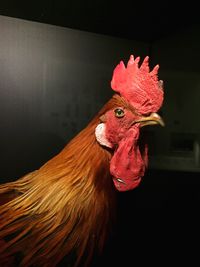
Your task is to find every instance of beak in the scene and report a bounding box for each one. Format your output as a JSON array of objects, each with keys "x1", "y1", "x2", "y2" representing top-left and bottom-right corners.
[{"x1": 135, "y1": 112, "x2": 165, "y2": 127}]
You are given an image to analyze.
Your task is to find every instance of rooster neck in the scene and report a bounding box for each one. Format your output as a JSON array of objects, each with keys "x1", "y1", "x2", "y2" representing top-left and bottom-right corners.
[
  {"x1": 43, "y1": 117, "x2": 115, "y2": 195},
  {"x1": 36, "y1": 121, "x2": 117, "y2": 266},
  {"x1": 0, "y1": 112, "x2": 117, "y2": 267}
]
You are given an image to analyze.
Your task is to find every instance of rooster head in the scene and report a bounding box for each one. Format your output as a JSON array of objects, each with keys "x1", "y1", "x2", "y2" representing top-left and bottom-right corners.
[{"x1": 95, "y1": 54, "x2": 164, "y2": 192}]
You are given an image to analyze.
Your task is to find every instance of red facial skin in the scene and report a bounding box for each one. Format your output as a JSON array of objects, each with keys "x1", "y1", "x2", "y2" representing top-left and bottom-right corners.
[
  {"x1": 104, "y1": 107, "x2": 148, "y2": 191},
  {"x1": 107, "y1": 55, "x2": 164, "y2": 191}
]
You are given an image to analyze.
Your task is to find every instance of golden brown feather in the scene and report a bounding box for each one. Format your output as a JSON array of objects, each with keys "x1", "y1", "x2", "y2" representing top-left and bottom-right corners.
[{"x1": 0, "y1": 95, "x2": 127, "y2": 267}]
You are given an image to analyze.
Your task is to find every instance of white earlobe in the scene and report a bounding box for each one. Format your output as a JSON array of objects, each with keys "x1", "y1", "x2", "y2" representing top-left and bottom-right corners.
[{"x1": 95, "y1": 123, "x2": 113, "y2": 149}]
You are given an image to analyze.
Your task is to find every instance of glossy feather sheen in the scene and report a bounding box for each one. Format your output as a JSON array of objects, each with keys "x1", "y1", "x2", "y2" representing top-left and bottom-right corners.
[{"x1": 0, "y1": 97, "x2": 124, "y2": 267}]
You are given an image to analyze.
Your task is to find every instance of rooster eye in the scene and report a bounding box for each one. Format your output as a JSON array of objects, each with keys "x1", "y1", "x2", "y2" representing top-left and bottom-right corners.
[{"x1": 114, "y1": 108, "x2": 125, "y2": 118}]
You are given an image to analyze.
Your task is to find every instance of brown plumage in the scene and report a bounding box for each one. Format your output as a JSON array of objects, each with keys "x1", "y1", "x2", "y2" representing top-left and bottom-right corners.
[
  {"x1": 0, "y1": 96, "x2": 123, "y2": 267},
  {"x1": 0, "y1": 54, "x2": 164, "y2": 266}
]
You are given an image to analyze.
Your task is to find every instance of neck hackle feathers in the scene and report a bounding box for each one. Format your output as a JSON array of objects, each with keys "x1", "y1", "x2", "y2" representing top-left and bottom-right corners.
[{"x1": 111, "y1": 55, "x2": 164, "y2": 114}]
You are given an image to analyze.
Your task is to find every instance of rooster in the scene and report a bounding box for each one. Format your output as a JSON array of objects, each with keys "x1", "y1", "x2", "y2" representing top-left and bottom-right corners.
[{"x1": 0, "y1": 54, "x2": 164, "y2": 267}]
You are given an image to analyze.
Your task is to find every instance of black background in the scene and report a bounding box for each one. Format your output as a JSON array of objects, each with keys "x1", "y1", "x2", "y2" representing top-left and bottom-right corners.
[{"x1": 0, "y1": 0, "x2": 199, "y2": 42}]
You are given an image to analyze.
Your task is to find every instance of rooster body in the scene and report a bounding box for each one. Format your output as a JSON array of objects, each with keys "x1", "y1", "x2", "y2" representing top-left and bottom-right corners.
[{"x1": 0, "y1": 55, "x2": 164, "y2": 266}]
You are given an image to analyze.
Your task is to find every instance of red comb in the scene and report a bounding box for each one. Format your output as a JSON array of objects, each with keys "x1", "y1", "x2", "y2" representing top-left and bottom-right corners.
[{"x1": 111, "y1": 55, "x2": 164, "y2": 114}]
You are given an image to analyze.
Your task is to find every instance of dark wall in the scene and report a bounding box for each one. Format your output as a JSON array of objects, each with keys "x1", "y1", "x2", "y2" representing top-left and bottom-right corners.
[
  {"x1": 149, "y1": 25, "x2": 200, "y2": 172},
  {"x1": 0, "y1": 15, "x2": 147, "y2": 181}
]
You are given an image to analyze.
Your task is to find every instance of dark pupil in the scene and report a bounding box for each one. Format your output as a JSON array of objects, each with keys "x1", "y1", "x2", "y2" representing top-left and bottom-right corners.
[{"x1": 115, "y1": 109, "x2": 124, "y2": 117}]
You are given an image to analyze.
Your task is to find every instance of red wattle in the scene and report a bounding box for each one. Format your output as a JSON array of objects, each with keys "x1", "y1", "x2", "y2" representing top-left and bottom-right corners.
[{"x1": 110, "y1": 127, "x2": 147, "y2": 191}]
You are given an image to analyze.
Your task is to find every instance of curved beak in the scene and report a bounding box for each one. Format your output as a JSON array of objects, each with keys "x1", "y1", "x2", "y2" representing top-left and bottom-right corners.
[{"x1": 135, "y1": 112, "x2": 165, "y2": 127}]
